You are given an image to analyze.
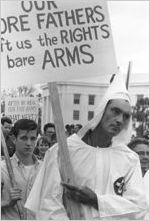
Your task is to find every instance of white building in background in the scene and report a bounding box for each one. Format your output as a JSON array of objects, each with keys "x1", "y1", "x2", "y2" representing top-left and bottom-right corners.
[{"x1": 41, "y1": 73, "x2": 149, "y2": 129}]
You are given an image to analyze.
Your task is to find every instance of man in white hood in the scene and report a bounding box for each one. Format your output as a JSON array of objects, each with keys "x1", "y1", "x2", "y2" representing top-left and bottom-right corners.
[{"x1": 25, "y1": 73, "x2": 148, "y2": 220}]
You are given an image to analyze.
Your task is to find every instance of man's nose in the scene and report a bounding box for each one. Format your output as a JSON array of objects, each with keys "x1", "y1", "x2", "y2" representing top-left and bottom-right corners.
[
  {"x1": 26, "y1": 139, "x2": 31, "y2": 145},
  {"x1": 143, "y1": 152, "x2": 149, "y2": 158},
  {"x1": 116, "y1": 114, "x2": 123, "y2": 124}
]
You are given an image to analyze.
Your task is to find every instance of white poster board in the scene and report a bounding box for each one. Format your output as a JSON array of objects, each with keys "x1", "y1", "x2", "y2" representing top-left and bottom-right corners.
[
  {"x1": 1, "y1": 0, "x2": 117, "y2": 88},
  {"x1": 5, "y1": 97, "x2": 39, "y2": 124}
]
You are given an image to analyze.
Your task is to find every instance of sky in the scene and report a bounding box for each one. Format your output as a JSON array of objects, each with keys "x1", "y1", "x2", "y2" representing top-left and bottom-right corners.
[{"x1": 108, "y1": 0, "x2": 149, "y2": 75}]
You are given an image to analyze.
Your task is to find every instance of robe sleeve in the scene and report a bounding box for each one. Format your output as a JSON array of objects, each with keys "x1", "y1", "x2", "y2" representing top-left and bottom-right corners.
[
  {"x1": 96, "y1": 160, "x2": 148, "y2": 220},
  {"x1": 25, "y1": 146, "x2": 69, "y2": 220}
]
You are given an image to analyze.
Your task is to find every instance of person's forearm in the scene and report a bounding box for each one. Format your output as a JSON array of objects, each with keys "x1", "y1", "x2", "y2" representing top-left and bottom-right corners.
[{"x1": 1, "y1": 199, "x2": 11, "y2": 209}]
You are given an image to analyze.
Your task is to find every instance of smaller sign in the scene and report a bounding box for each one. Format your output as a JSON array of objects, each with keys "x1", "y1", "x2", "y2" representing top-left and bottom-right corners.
[{"x1": 5, "y1": 97, "x2": 39, "y2": 124}]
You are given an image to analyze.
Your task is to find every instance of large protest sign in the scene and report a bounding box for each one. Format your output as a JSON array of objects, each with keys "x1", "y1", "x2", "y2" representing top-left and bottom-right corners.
[
  {"x1": 1, "y1": 0, "x2": 117, "y2": 88},
  {"x1": 5, "y1": 97, "x2": 39, "y2": 124}
]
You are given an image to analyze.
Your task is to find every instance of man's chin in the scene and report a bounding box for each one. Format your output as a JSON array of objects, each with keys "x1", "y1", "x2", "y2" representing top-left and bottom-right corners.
[{"x1": 108, "y1": 129, "x2": 120, "y2": 137}]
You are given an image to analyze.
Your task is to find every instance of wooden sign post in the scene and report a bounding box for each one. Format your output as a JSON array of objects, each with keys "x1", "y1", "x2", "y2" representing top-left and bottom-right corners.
[
  {"x1": 1, "y1": 129, "x2": 24, "y2": 220},
  {"x1": 48, "y1": 82, "x2": 82, "y2": 219}
]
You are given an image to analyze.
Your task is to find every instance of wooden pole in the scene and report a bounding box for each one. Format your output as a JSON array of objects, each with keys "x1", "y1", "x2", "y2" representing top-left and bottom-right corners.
[
  {"x1": 126, "y1": 61, "x2": 132, "y2": 89},
  {"x1": 1, "y1": 129, "x2": 24, "y2": 220},
  {"x1": 48, "y1": 82, "x2": 82, "y2": 220}
]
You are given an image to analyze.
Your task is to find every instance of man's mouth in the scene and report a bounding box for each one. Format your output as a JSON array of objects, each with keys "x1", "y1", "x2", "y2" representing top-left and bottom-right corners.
[
  {"x1": 141, "y1": 159, "x2": 149, "y2": 165},
  {"x1": 25, "y1": 148, "x2": 32, "y2": 152},
  {"x1": 111, "y1": 125, "x2": 120, "y2": 131},
  {"x1": 40, "y1": 147, "x2": 49, "y2": 152}
]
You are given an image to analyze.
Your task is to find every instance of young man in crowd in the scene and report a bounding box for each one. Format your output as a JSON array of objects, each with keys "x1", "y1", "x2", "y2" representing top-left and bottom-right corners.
[
  {"x1": 128, "y1": 137, "x2": 149, "y2": 177},
  {"x1": 43, "y1": 122, "x2": 56, "y2": 146},
  {"x1": 1, "y1": 117, "x2": 12, "y2": 134},
  {"x1": 26, "y1": 74, "x2": 147, "y2": 220},
  {"x1": 1, "y1": 117, "x2": 15, "y2": 157},
  {"x1": 1, "y1": 119, "x2": 41, "y2": 220}
]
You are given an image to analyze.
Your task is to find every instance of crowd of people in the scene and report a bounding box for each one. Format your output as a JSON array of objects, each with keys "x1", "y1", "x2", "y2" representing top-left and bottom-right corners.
[
  {"x1": 65, "y1": 123, "x2": 83, "y2": 136},
  {"x1": 132, "y1": 97, "x2": 149, "y2": 139},
  {"x1": 1, "y1": 74, "x2": 149, "y2": 220},
  {"x1": 1, "y1": 119, "x2": 84, "y2": 161}
]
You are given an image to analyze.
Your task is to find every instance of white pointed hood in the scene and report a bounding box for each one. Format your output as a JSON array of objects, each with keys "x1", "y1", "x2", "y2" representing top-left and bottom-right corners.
[{"x1": 78, "y1": 71, "x2": 132, "y2": 145}]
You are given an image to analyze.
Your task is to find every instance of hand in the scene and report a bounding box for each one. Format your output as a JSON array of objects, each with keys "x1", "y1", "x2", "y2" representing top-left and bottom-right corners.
[
  {"x1": 9, "y1": 187, "x2": 22, "y2": 206},
  {"x1": 61, "y1": 182, "x2": 98, "y2": 210}
]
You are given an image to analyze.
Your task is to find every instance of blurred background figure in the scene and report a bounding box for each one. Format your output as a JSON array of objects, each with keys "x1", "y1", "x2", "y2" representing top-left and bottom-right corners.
[
  {"x1": 51, "y1": 133, "x2": 57, "y2": 146},
  {"x1": 74, "y1": 124, "x2": 83, "y2": 133},
  {"x1": 1, "y1": 116, "x2": 15, "y2": 158},
  {"x1": 70, "y1": 124, "x2": 75, "y2": 134},
  {"x1": 43, "y1": 123, "x2": 56, "y2": 145},
  {"x1": 132, "y1": 97, "x2": 149, "y2": 140},
  {"x1": 1, "y1": 116, "x2": 12, "y2": 134},
  {"x1": 65, "y1": 124, "x2": 83, "y2": 136},
  {"x1": 65, "y1": 124, "x2": 71, "y2": 137},
  {"x1": 34, "y1": 136, "x2": 51, "y2": 160},
  {"x1": 128, "y1": 137, "x2": 149, "y2": 176}
]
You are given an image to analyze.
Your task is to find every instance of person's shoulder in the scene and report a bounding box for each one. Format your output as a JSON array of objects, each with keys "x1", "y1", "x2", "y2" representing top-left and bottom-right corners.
[
  {"x1": 112, "y1": 143, "x2": 140, "y2": 164},
  {"x1": 122, "y1": 144, "x2": 140, "y2": 166},
  {"x1": 1, "y1": 159, "x2": 10, "y2": 177},
  {"x1": 68, "y1": 133, "x2": 90, "y2": 148},
  {"x1": 46, "y1": 133, "x2": 86, "y2": 150},
  {"x1": 1, "y1": 156, "x2": 14, "y2": 169},
  {"x1": 68, "y1": 133, "x2": 82, "y2": 144},
  {"x1": 46, "y1": 133, "x2": 91, "y2": 157}
]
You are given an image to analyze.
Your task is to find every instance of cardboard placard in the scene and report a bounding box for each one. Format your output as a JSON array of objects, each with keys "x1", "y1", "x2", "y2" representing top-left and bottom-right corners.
[{"x1": 1, "y1": 0, "x2": 117, "y2": 88}]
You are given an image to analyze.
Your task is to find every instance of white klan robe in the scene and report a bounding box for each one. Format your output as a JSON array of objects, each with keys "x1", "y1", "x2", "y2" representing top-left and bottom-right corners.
[{"x1": 25, "y1": 73, "x2": 148, "y2": 219}]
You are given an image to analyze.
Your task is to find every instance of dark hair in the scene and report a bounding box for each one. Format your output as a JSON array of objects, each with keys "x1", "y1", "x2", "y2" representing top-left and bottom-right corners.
[
  {"x1": 128, "y1": 137, "x2": 149, "y2": 150},
  {"x1": 1, "y1": 117, "x2": 12, "y2": 125},
  {"x1": 36, "y1": 136, "x2": 50, "y2": 147},
  {"x1": 12, "y1": 119, "x2": 38, "y2": 137},
  {"x1": 34, "y1": 136, "x2": 50, "y2": 155},
  {"x1": 43, "y1": 123, "x2": 55, "y2": 133},
  {"x1": 65, "y1": 124, "x2": 70, "y2": 130}
]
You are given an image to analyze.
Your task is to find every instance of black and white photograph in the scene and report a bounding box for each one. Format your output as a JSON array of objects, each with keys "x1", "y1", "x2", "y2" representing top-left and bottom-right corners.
[{"x1": 1, "y1": 0, "x2": 149, "y2": 220}]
